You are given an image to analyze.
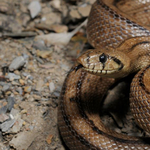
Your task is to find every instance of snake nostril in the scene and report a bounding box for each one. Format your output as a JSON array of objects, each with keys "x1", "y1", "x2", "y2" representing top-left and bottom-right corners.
[{"x1": 99, "y1": 53, "x2": 107, "y2": 63}]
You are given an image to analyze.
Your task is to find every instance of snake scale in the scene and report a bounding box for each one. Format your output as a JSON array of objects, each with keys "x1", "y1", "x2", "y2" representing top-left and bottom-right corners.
[{"x1": 58, "y1": 0, "x2": 150, "y2": 149}]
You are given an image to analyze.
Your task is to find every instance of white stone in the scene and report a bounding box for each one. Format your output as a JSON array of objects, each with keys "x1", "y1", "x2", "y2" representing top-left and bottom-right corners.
[{"x1": 28, "y1": 1, "x2": 41, "y2": 18}]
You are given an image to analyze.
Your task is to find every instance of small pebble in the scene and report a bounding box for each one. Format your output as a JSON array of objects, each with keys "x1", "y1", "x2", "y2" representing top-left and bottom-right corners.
[
  {"x1": 24, "y1": 86, "x2": 32, "y2": 93},
  {"x1": 53, "y1": 91, "x2": 60, "y2": 97},
  {"x1": 41, "y1": 98, "x2": 49, "y2": 101},
  {"x1": 33, "y1": 95, "x2": 41, "y2": 101},
  {"x1": 19, "y1": 79, "x2": 25, "y2": 85},
  {"x1": 21, "y1": 109, "x2": 27, "y2": 114},
  {"x1": 61, "y1": 64, "x2": 69, "y2": 71},
  {"x1": 0, "y1": 119, "x2": 16, "y2": 132},
  {"x1": 35, "y1": 79, "x2": 44, "y2": 91},
  {"x1": 36, "y1": 50, "x2": 52, "y2": 59},
  {"x1": 9, "y1": 56, "x2": 26, "y2": 71},
  {"x1": 0, "y1": 113, "x2": 9, "y2": 123},
  {"x1": 11, "y1": 81, "x2": 20, "y2": 85},
  {"x1": 11, "y1": 118, "x2": 24, "y2": 133},
  {"x1": 29, "y1": 125, "x2": 34, "y2": 131},
  {"x1": 5, "y1": 91, "x2": 11, "y2": 96},
  {"x1": 2, "y1": 84, "x2": 10, "y2": 92},
  {"x1": 49, "y1": 82, "x2": 55, "y2": 93},
  {"x1": 22, "y1": 72, "x2": 28, "y2": 77},
  {"x1": 0, "y1": 81, "x2": 7, "y2": 86},
  {"x1": 6, "y1": 73, "x2": 20, "y2": 80},
  {"x1": 0, "y1": 100, "x2": 8, "y2": 114},
  {"x1": 16, "y1": 87, "x2": 23, "y2": 95},
  {"x1": 7, "y1": 96, "x2": 15, "y2": 112},
  {"x1": 28, "y1": 1, "x2": 41, "y2": 18},
  {"x1": 32, "y1": 41, "x2": 48, "y2": 50}
]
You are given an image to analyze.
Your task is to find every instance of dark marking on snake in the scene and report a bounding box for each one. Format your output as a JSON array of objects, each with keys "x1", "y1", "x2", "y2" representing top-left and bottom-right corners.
[
  {"x1": 111, "y1": 56, "x2": 124, "y2": 70},
  {"x1": 131, "y1": 41, "x2": 150, "y2": 50},
  {"x1": 74, "y1": 64, "x2": 83, "y2": 72}
]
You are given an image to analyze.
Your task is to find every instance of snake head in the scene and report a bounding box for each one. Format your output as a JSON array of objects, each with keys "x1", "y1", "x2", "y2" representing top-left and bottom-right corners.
[{"x1": 77, "y1": 49, "x2": 131, "y2": 78}]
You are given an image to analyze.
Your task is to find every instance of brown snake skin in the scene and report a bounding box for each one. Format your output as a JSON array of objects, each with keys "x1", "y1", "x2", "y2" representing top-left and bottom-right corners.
[{"x1": 58, "y1": 0, "x2": 150, "y2": 149}]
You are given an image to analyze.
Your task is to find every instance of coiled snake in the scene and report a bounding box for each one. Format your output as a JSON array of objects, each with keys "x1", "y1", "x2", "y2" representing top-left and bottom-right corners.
[{"x1": 58, "y1": 0, "x2": 150, "y2": 149}]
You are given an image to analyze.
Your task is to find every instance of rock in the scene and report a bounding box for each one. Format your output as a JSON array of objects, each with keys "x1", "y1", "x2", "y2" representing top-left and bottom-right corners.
[
  {"x1": 33, "y1": 95, "x2": 41, "y2": 101},
  {"x1": 32, "y1": 40, "x2": 48, "y2": 50},
  {"x1": 11, "y1": 81, "x2": 20, "y2": 85},
  {"x1": 28, "y1": 1, "x2": 41, "y2": 19},
  {"x1": 16, "y1": 87, "x2": 23, "y2": 95},
  {"x1": 0, "y1": 81, "x2": 7, "y2": 86},
  {"x1": 0, "y1": 143, "x2": 8, "y2": 150},
  {"x1": 61, "y1": 64, "x2": 69, "y2": 71},
  {"x1": 0, "y1": 100, "x2": 8, "y2": 114},
  {"x1": 7, "y1": 96, "x2": 15, "y2": 112},
  {"x1": 49, "y1": 82, "x2": 55, "y2": 93},
  {"x1": 9, "y1": 131, "x2": 37, "y2": 150},
  {"x1": 11, "y1": 118, "x2": 24, "y2": 133},
  {"x1": 21, "y1": 109, "x2": 27, "y2": 114},
  {"x1": 53, "y1": 91, "x2": 60, "y2": 97},
  {"x1": 23, "y1": 73, "x2": 33, "y2": 80},
  {"x1": 6, "y1": 73, "x2": 21, "y2": 80},
  {"x1": 29, "y1": 125, "x2": 34, "y2": 131},
  {"x1": 50, "y1": 0, "x2": 61, "y2": 9},
  {"x1": 24, "y1": 86, "x2": 32, "y2": 93},
  {"x1": 0, "y1": 113, "x2": 9, "y2": 123},
  {"x1": 22, "y1": 72, "x2": 28, "y2": 77},
  {"x1": 10, "y1": 108, "x2": 20, "y2": 120},
  {"x1": 70, "y1": 9, "x2": 81, "y2": 19},
  {"x1": 78, "y1": 5, "x2": 91, "y2": 17},
  {"x1": 41, "y1": 98, "x2": 49, "y2": 101},
  {"x1": 41, "y1": 12, "x2": 61, "y2": 25},
  {"x1": 36, "y1": 50, "x2": 52, "y2": 59},
  {"x1": 9, "y1": 56, "x2": 27, "y2": 71},
  {"x1": 50, "y1": 24, "x2": 68, "y2": 33},
  {"x1": 19, "y1": 79, "x2": 25, "y2": 85},
  {"x1": 85, "y1": 0, "x2": 96, "y2": 4},
  {"x1": 0, "y1": 119, "x2": 16, "y2": 132},
  {"x1": 35, "y1": 79, "x2": 44, "y2": 91},
  {"x1": 2, "y1": 84, "x2": 10, "y2": 92},
  {"x1": 35, "y1": 23, "x2": 68, "y2": 33}
]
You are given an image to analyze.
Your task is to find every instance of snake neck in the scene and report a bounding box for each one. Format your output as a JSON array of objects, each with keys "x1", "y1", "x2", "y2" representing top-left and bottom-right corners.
[{"x1": 126, "y1": 41, "x2": 150, "y2": 74}]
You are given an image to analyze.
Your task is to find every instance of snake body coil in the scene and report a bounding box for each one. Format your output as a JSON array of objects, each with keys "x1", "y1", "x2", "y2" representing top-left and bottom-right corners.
[{"x1": 58, "y1": 0, "x2": 150, "y2": 149}]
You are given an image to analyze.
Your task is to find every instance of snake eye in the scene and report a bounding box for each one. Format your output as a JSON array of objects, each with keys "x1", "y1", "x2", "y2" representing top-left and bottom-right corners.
[{"x1": 99, "y1": 53, "x2": 107, "y2": 63}]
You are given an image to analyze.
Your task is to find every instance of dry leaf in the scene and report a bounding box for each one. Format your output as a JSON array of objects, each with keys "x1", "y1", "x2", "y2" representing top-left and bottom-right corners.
[{"x1": 35, "y1": 19, "x2": 87, "y2": 45}]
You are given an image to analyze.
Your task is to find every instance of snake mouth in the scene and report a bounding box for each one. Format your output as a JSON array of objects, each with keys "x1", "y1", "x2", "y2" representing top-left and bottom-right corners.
[
  {"x1": 74, "y1": 64, "x2": 84, "y2": 71},
  {"x1": 74, "y1": 62, "x2": 117, "y2": 75},
  {"x1": 84, "y1": 68, "x2": 115, "y2": 75},
  {"x1": 74, "y1": 61, "x2": 122, "y2": 76}
]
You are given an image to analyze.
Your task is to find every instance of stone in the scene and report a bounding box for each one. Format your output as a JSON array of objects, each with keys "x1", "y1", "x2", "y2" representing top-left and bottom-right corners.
[
  {"x1": 49, "y1": 82, "x2": 55, "y2": 93},
  {"x1": 10, "y1": 131, "x2": 37, "y2": 150},
  {"x1": 28, "y1": 1, "x2": 41, "y2": 18},
  {"x1": 6, "y1": 73, "x2": 20, "y2": 80},
  {"x1": 7, "y1": 96, "x2": 15, "y2": 112},
  {"x1": 0, "y1": 113, "x2": 9, "y2": 123},
  {"x1": 9, "y1": 56, "x2": 26, "y2": 71},
  {"x1": 0, "y1": 119, "x2": 16, "y2": 132}
]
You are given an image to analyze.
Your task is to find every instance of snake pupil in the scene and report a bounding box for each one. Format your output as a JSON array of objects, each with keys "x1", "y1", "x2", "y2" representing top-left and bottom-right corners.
[{"x1": 99, "y1": 53, "x2": 107, "y2": 63}]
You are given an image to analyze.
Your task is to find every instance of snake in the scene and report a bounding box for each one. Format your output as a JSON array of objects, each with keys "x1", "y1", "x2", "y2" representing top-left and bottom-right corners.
[{"x1": 58, "y1": 0, "x2": 150, "y2": 149}]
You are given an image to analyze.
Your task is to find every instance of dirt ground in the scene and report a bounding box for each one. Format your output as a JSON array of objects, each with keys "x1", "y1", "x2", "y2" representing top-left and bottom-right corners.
[{"x1": 0, "y1": 0, "x2": 149, "y2": 150}]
